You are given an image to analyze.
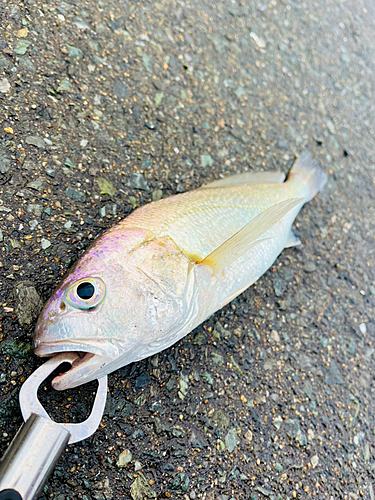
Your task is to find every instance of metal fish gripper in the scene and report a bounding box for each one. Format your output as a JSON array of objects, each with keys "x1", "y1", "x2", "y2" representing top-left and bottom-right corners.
[{"x1": 0, "y1": 353, "x2": 107, "y2": 500}]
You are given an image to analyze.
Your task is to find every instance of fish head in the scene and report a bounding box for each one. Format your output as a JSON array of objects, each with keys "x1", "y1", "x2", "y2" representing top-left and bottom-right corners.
[{"x1": 34, "y1": 231, "x2": 192, "y2": 390}]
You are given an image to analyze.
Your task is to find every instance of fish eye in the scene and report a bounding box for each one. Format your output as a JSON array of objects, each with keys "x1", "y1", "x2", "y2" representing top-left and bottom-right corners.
[
  {"x1": 65, "y1": 277, "x2": 105, "y2": 310},
  {"x1": 77, "y1": 282, "x2": 95, "y2": 300}
]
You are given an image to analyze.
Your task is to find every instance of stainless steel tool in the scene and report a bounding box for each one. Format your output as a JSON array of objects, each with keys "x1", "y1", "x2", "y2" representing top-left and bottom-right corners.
[{"x1": 0, "y1": 353, "x2": 108, "y2": 500}]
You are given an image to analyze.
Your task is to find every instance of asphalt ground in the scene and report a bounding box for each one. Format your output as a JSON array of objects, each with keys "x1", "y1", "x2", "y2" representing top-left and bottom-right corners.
[{"x1": 0, "y1": 0, "x2": 374, "y2": 499}]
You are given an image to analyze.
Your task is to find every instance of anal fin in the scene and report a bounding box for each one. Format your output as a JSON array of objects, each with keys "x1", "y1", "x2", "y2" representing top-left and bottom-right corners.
[{"x1": 285, "y1": 230, "x2": 301, "y2": 248}]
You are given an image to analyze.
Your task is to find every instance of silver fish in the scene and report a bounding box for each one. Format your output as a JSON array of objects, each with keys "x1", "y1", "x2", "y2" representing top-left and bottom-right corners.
[{"x1": 34, "y1": 153, "x2": 327, "y2": 390}]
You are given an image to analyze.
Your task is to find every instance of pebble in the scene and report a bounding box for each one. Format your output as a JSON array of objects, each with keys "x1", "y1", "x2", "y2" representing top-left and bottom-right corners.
[
  {"x1": 25, "y1": 135, "x2": 45, "y2": 148},
  {"x1": 41, "y1": 238, "x2": 51, "y2": 250},
  {"x1": 117, "y1": 449, "x2": 132, "y2": 468},
  {"x1": 15, "y1": 39, "x2": 31, "y2": 55},
  {"x1": 134, "y1": 460, "x2": 143, "y2": 471},
  {"x1": 244, "y1": 429, "x2": 253, "y2": 445},
  {"x1": 178, "y1": 373, "x2": 189, "y2": 400},
  {"x1": 128, "y1": 173, "x2": 149, "y2": 191},
  {"x1": 96, "y1": 178, "x2": 116, "y2": 196},
  {"x1": 359, "y1": 323, "x2": 367, "y2": 335},
  {"x1": 57, "y1": 80, "x2": 73, "y2": 92},
  {"x1": 14, "y1": 282, "x2": 43, "y2": 327},
  {"x1": 325, "y1": 360, "x2": 344, "y2": 385},
  {"x1": 130, "y1": 473, "x2": 156, "y2": 499},
  {"x1": 65, "y1": 187, "x2": 86, "y2": 202},
  {"x1": 311, "y1": 455, "x2": 319, "y2": 468},
  {"x1": 201, "y1": 154, "x2": 214, "y2": 167},
  {"x1": 210, "y1": 352, "x2": 224, "y2": 366},
  {"x1": 225, "y1": 427, "x2": 239, "y2": 452},
  {"x1": 270, "y1": 330, "x2": 280, "y2": 342},
  {"x1": 250, "y1": 32, "x2": 266, "y2": 48},
  {"x1": 304, "y1": 261, "x2": 316, "y2": 273},
  {"x1": 0, "y1": 150, "x2": 10, "y2": 173},
  {"x1": 0, "y1": 78, "x2": 10, "y2": 93}
]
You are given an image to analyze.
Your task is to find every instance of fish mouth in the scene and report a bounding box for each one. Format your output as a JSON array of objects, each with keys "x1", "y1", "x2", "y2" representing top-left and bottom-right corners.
[{"x1": 34, "y1": 340, "x2": 116, "y2": 390}]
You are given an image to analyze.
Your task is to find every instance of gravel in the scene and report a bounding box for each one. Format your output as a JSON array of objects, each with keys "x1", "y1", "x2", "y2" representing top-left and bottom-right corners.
[{"x1": 0, "y1": 0, "x2": 374, "y2": 499}]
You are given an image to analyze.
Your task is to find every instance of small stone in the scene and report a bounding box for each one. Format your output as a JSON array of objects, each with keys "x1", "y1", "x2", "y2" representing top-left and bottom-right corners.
[
  {"x1": 210, "y1": 352, "x2": 224, "y2": 366},
  {"x1": 41, "y1": 238, "x2": 51, "y2": 250},
  {"x1": 27, "y1": 204, "x2": 43, "y2": 217},
  {"x1": 16, "y1": 28, "x2": 28, "y2": 38},
  {"x1": 57, "y1": 80, "x2": 73, "y2": 92},
  {"x1": 14, "y1": 282, "x2": 43, "y2": 327},
  {"x1": 233, "y1": 326, "x2": 242, "y2": 338},
  {"x1": 270, "y1": 330, "x2": 280, "y2": 342},
  {"x1": 201, "y1": 154, "x2": 214, "y2": 167},
  {"x1": 235, "y1": 86, "x2": 246, "y2": 98},
  {"x1": 171, "y1": 472, "x2": 190, "y2": 492},
  {"x1": 311, "y1": 455, "x2": 319, "y2": 468},
  {"x1": 64, "y1": 158, "x2": 75, "y2": 168},
  {"x1": 273, "y1": 277, "x2": 284, "y2": 297},
  {"x1": 67, "y1": 44, "x2": 83, "y2": 59},
  {"x1": 25, "y1": 135, "x2": 45, "y2": 148},
  {"x1": 178, "y1": 373, "x2": 189, "y2": 400},
  {"x1": 250, "y1": 32, "x2": 266, "y2": 48},
  {"x1": 211, "y1": 410, "x2": 229, "y2": 430},
  {"x1": 0, "y1": 78, "x2": 11, "y2": 93},
  {"x1": 325, "y1": 360, "x2": 344, "y2": 385},
  {"x1": 65, "y1": 187, "x2": 86, "y2": 202},
  {"x1": 45, "y1": 167, "x2": 56, "y2": 178},
  {"x1": 134, "y1": 460, "x2": 143, "y2": 471},
  {"x1": 114, "y1": 80, "x2": 129, "y2": 99},
  {"x1": 155, "y1": 92, "x2": 164, "y2": 106},
  {"x1": 27, "y1": 179, "x2": 45, "y2": 191},
  {"x1": 142, "y1": 54, "x2": 153, "y2": 73},
  {"x1": 244, "y1": 429, "x2": 253, "y2": 445},
  {"x1": 135, "y1": 372, "x2": 150, "y2": 390},
  {"x1": 225, "y1": 427, "x2": 239, "y2": 453},
  {"x1": 15, "y1": 40, "x2": 31, "y2": 55},
  {"x1": 117, "y1": 449, "x2": 132, "y2": 468},
  {"x1": 359, "y1": 323, "x2": 367, "y2": 335},
  {"x1": 96, "y1": 178, "x2": 116, "y2": 196},
  {"x1": 0, "y1": 150, "x2": 10, "y2": 173},
  {"x1": 128, "y1": 173, "x2": 149, "y2": 191},
  {"x1": 285, "y1": 419, "x2": 300, "y2": 439},
  {"x1": 274, "y1": 462, "x2": 283, "y2": 472},
  {"x1": 130, "y1": 472, "x2": 156, "y2": 499},
  {"x1": 304, "y1": 261, "x2": 316, "y2": 273},
  {"x1": 326, "y1": 120, "x2": 336, "y2": 134},
  {"x1": 152, "y1": 189, "x2": 163, "y2": 201}
]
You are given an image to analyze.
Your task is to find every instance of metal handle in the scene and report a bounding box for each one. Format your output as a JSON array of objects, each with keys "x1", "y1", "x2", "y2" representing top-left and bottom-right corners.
[{"x1": 0, "y1": 413, "x2": 70, "y2": 500}]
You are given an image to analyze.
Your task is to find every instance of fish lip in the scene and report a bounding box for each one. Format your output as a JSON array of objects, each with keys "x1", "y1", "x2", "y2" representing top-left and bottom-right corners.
[{"x1": 34, "y1": 340, "x2": 109, "y2": 358}]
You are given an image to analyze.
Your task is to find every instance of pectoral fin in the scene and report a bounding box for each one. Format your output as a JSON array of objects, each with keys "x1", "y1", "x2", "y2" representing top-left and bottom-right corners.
[{"x1": 201, "y1": 198, "x2": 304, "y2": 273}]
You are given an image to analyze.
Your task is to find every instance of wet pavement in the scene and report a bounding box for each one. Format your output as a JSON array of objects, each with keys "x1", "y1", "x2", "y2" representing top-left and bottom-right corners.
[{"x1": 0, "y1": 0, "x2": 375, "y2": 499}]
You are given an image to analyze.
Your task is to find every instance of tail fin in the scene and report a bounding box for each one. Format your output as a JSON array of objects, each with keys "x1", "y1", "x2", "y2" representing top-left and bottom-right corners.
[{"x1": 287, "y1": 153, "x2": 327, "y2": 201}]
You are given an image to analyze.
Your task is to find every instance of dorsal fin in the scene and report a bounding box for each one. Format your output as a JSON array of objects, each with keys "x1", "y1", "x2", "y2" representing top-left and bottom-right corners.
[
  {"x1": 200, "y1": 198, "x2": 304, "y2": 273},
  {"x1": 201, "y1": 171, "x2": 286, "y2": 189}
]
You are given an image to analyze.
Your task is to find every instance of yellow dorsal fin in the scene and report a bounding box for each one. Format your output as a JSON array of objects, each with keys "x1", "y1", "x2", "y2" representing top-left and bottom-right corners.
[
  {"x1": 201, "y1": 198, "x2": 305, "y2": 273},
  {"x1": 201, "y1": 171, "x2": 286, "y2": 189}
]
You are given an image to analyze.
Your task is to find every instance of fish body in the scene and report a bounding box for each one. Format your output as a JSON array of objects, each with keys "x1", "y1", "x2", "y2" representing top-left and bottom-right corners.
[{"x1": 34, "y1": 153, "x2": 327, "y2": 389}]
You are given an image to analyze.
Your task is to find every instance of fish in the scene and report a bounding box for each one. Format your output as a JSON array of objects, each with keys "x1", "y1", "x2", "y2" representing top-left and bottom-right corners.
[{"x1": 34, "y1": 153, "x2": 327, "y2": 390}]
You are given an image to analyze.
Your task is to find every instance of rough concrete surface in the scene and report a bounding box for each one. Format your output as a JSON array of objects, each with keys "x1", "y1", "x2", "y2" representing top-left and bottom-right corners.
[{"x1": 1, "y1": 0, "x2": 375, "y2": 499}]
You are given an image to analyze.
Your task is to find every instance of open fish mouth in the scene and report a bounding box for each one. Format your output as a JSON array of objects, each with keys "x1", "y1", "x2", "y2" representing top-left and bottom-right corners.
[{"x1": 34, "y1": 340, "x2": 115, "y2": 390}]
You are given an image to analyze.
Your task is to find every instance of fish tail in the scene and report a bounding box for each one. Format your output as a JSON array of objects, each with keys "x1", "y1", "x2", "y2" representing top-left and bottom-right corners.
[{"x1": 287, "y1": 153, "x2": 327, "y2": 201}]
